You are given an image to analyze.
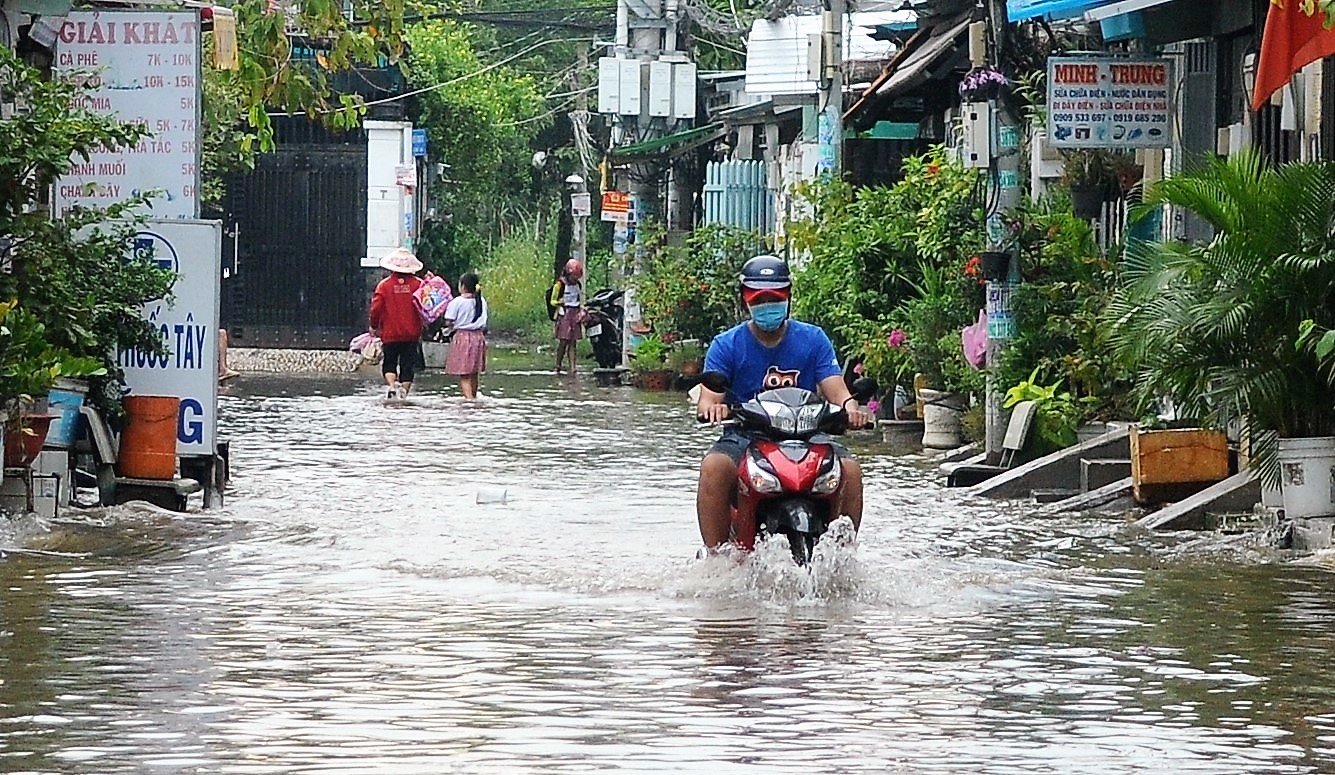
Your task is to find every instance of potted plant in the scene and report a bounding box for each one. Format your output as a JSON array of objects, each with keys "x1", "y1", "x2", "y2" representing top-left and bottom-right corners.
[
  {"x1": 630, "y1": 334, "x2": 672, "y2": 390},
  {"x1": 0, "y1": 300, "x2": 105, "y2": 468},
  {"x1": 1060, "y1": 149, "x2": 1115, "y2": 220},
  {"x1": 1107, "y1": 152, "x2": 1335, "y2": 518},
  {"x1": 958, "y1": 66, "x2": 1010, "y2": 103},
  {"x1": 666, "y1": 340, "x2": 705, "y2": 378}
]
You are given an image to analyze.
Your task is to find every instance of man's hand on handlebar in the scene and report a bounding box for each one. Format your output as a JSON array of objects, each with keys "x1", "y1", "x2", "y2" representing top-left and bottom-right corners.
[
  {"x1": 698, "y1": 403, "x2": 732, "y2": 424},
  {"x1": 845, "y1": 403, "x2": 873, "y2": 430}
]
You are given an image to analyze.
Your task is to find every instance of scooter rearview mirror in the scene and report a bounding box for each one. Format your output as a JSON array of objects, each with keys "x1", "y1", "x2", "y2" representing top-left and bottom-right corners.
[
  {"x1": 850, "y1": 377, "x2": 878, "y2": 403},
  {"x1": 700, "y1": 371, "x2": 730, "y2": 394}
]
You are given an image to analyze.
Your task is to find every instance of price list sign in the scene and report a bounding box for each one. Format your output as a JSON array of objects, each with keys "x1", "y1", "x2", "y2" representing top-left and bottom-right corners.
[
  {"x1": 1046, "y1": 56, "x2": 1173, "y2": 149},
  {"x1": 54, "y1": 10, "x2": 202, "y2": 219}
]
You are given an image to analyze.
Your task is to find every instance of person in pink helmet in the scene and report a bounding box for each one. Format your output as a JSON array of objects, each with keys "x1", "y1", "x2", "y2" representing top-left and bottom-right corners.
[{"x1": 552, "y1": 258, "x2": 585, "y2": 375}]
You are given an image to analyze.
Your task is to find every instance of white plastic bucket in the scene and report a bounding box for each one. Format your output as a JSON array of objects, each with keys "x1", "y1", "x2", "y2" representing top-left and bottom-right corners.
[
  {"x1": 918, "y1": 388, "x2": 967, "y2": 450},
  {"x1": 1277, "y1": 436, "x2": 1335, "y2": 519}
]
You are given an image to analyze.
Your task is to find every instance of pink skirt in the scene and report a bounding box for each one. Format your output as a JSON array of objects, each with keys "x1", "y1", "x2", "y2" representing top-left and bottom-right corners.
[
  {"x1": 445, "y1": 329, "x2": 487, "y2": 375},
  {"x1": 555, "y1": 308, "x2": 583, "y2": 341}
]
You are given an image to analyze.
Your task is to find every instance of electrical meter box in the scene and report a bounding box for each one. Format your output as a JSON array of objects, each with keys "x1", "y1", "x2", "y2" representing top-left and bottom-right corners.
[{"x1": 961, "y1": 102, "x2": 992, "y2": 168}]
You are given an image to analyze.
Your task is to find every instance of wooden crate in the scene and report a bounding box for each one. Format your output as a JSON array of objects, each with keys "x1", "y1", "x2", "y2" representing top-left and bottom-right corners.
[{"x1": 1130, "y1": 427, "x2": 1230, "y2": 504}]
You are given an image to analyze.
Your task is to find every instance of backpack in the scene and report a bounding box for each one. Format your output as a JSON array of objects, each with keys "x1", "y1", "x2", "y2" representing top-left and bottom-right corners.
[
  {"x1": 546, "y1": 278, "x2": 565, "y2": 321},
  {"x1": 414, "y1": 272, "x2": 454, "y2": 324}
]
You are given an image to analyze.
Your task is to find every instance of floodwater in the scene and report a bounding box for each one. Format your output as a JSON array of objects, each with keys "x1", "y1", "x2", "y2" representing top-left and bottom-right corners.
[{"x1": 2, "y1": 362, "x2": 1335, "y2": 774}]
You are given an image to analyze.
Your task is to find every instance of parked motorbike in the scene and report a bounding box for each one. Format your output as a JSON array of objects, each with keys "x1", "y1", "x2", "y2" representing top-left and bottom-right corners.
[
  {"x1": 584, "y1": 288, "x2": 624, "y2": 369},
  {"x1": 699, "y1": 371, "x2": 876, "y2": 565}
]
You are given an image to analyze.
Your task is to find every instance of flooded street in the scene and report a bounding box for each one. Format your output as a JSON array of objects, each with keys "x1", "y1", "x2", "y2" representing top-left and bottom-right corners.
[{"x1": 3, "y1": 363, "x2": 1335, "y2": 773}]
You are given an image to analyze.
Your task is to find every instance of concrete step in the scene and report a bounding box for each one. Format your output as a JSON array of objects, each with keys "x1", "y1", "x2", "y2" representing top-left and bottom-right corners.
[
  {"x1": 1037, "y1": 477, "x2": 1133, "y2": 516},
  {"x1": 971, "y1": 427, "x2": 1131, "y2": 499},
  {"x1": 1135, "y1": 470, "x2": 1260, "y2": 531}
]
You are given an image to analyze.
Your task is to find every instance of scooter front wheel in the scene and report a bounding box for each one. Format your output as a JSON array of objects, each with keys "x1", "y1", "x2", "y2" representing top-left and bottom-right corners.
[{"x1": 785, "y1": 531, "x2": 815, "y2": 566}]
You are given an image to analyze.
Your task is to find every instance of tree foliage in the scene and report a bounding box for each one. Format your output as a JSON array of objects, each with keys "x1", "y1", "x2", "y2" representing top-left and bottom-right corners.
[
  {"x1": 406, "y1": 20, "x2": 549, "y2": 271},
  {"x1": 1106, "y1": 151, "x2": 1335, "y2": 484},
  {"x1": 0, "y1": 48, "x2": 174, "y2": 417},
  {"x1": 212, "y1": 0, "x2": 410, "y2": 152}
]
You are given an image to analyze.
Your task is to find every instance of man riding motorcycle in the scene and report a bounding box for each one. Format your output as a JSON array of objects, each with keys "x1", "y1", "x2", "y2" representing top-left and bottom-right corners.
[{"x1": 695, "y1": 255, "x2": 872, "y2": 550}]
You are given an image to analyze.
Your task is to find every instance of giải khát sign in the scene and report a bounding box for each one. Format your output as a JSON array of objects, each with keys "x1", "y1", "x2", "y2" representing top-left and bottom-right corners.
[
  {"x1": 1046, "y1": 57, "x2": 1173, "y2": 149},
  {"x1": 53, "y1": 10, "x2": 202, "y2": 219}
]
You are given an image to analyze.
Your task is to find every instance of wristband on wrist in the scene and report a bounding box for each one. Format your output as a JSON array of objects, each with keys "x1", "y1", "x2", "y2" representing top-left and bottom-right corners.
[{"x1": 842, "y1": 397, "x2": 858, "y2": 410}]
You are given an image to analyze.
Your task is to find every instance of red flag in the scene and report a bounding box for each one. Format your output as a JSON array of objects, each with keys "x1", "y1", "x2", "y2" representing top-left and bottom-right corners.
[{"x1": 1253, "y1": 2, "x2": 1335, "y2": 111}]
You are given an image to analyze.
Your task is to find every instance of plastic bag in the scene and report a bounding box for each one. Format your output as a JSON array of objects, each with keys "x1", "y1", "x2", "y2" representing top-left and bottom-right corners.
[
  {"x1": 361, "y1": 337, "x2": 383, "y2": 363},
  {"x1": 348, "y1": 331, "x2": 374, "y2": 353},
  {"x1": 962, "y1": 309, "x2": 987, "y2": 369},
  {"x1": 414, "y1": 273, "x2": 454, "y2": 324}
]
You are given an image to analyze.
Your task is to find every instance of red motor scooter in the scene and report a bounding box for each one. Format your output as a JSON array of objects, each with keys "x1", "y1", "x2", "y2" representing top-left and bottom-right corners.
[{"x1": 699, "y1": 372, "x2": 876, "y2": 565}]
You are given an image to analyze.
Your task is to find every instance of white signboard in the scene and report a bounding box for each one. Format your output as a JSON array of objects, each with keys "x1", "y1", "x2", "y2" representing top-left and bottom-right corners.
[
  {"x1": 53, "y1": 10, "x2": 202, "y2": 218},
  {"x1": 1046, "y1": 57, "x2": 1173, "y2": 148},
  {"x1": 571, "y1": 192, "x2": 591, "y2": 217},
  {"x1": 119, "y1": 219, "x2": 221, "y2": 457}
]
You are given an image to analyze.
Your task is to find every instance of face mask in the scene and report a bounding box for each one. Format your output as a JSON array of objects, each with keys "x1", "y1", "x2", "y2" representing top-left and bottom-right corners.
[{"x1": 749, "y1": 301, "x2": 789, "y2": 332}]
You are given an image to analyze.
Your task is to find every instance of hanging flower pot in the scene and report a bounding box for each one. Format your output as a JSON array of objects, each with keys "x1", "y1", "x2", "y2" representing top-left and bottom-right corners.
[
  {"x1": 980, "y1": 251, "x2": 1011, "y2": 282},
  {"x1": 1068, "y1": 185, "x2": 1106, "y2": 220}
]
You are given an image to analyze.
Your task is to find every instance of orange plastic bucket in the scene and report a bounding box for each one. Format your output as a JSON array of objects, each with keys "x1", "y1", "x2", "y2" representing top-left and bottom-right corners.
[{"x1": 118, "y1": 396, "x2": 180, "y2": 480}]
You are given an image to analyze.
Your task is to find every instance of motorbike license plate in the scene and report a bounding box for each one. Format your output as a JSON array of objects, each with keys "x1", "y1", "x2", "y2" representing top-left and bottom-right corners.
[{"x1": 586, "y1": 324, "x2": 603, "y2": 337}]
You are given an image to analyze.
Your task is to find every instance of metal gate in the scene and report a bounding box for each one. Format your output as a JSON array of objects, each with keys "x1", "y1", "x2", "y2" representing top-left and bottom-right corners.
[
  {"x1": 703, "y1": 160, "x2": 773, "y2": 233},
  {"x1": 219, "y1": 119, "x2": 369, "y2": 349}
]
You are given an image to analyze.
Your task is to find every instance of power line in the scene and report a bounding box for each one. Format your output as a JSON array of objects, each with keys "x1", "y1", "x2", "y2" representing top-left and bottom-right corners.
[{"x1": 270, "y1": 36, "x2": 589, "y2": 115}]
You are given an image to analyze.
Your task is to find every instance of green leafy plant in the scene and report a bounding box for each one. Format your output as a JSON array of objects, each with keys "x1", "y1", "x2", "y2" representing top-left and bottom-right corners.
[
  {"x1": 1106, "y1": 151, "x2": 1335, "y2": 486},
  {"x1": 991, "y1": 197, "x2": 1132, "y2": 420},
  {"x1": 630, "y1": 224, "x2": 765, "y2": 343},
  {"x1": 1003, "y1": 367, "x2": 1088, "y2": 454},
  {"x1": 630, "y1": 334, "x2": 670, "y2": 374},
  {"x1": 666, "y1": 340, "x2": 705, "y2": 372},
  {"x1": 1059, "y1": 149, "x2": 1117, "y2": 189},
  {"x1": 0, "y1": 48, "x2": 174, "y2": 421},
  {"x1": 0, "y1": 300, "x2": 105, "y2": 424},
  {"x1": 476, "y1": 233, "x2": 552, "y2": 341},
  {"x1": 786, "y1": 146, "x2": 986, "y2": 395},
  {"x1": 1298, "y1": 319, "x2": 1335, "y2": 384}
]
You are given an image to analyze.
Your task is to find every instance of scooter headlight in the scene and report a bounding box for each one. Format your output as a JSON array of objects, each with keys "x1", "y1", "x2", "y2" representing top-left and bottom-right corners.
[
  {"x1": 811, "y1": 459, "x2": 842, "y2": 495},
  {"x1": 796, "y1": 403, "x2": 825, "y2": 434},
  {"x1": 743, "y1": 455, "x2": 783, "y2": 494}
]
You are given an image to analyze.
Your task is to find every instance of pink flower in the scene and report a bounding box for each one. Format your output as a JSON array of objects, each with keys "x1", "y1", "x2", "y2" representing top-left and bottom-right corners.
[
  {"x1": 887, "y1": 329, "x2": 907, "y2": 348},
  {"x1": 866, "y1": 400, "x2": 881, "y2": 416}
]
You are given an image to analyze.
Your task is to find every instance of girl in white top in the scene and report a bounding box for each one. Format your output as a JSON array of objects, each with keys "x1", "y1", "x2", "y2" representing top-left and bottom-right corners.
[{"x1": 442, "y1": 273, "x2": 489, "y2": 398}]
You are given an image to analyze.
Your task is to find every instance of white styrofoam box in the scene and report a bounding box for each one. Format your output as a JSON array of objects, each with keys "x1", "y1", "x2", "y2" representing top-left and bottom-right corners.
[
  {"x1": 32, "y1": 475, "x2": 59, "y2": 519},
  {"x1": 0, "y1": 475, "x2": 58, "y2": 518},
  {"x1": 34, "y1": 451, "x2": 70, "y2": 504}
]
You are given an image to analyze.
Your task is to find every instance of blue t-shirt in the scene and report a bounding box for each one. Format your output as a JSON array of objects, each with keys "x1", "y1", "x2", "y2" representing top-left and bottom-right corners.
[{"x1": 703, "y1": 320, "x2": 842, "y2": 404}]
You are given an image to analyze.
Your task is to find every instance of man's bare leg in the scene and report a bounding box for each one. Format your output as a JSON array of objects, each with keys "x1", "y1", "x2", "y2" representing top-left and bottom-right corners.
[
  {"x1": 837, "y1": 458, "x2": 864, "y2": 531},
  {"x1": 697, "y1": 452, "x2": 737, "y2": 547}
]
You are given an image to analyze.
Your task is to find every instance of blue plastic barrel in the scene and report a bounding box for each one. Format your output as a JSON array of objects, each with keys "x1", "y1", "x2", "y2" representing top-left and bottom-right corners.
[{"x1": 45, "y1": 386, "x2": 87, "y2": 449}]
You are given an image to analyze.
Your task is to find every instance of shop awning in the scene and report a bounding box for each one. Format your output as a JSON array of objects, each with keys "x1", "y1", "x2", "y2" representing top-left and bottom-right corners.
[
  {"x1": 1082, "y1": 0, "x2": 1176, "y2": 20},
  {"x1": 872, "y1": 16, "x2": 972, "y2": 97},
  {"x1": 1006, "y1": 0, "x2": 1109, "y2": 21},
  {"x1": 607, "y1": 123, "x2": 726, "y2": 162}
]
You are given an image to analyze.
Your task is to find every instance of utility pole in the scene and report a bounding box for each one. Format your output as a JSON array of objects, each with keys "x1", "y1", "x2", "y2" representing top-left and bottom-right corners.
[
  {"x1": 982, "y1": 3, "x2": 1021, "y2": 463},
  {"x1": 817, "y1": 0, "x2": 845, "y2": 175},
  {"x1": 569, "y1": 46, "x2": 590, "y2": 268}
]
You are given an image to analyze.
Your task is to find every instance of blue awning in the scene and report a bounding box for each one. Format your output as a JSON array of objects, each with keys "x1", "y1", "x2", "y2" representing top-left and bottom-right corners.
[{"x1": 1006, "y1": 0, "x2": 1111, "y2": 21}]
